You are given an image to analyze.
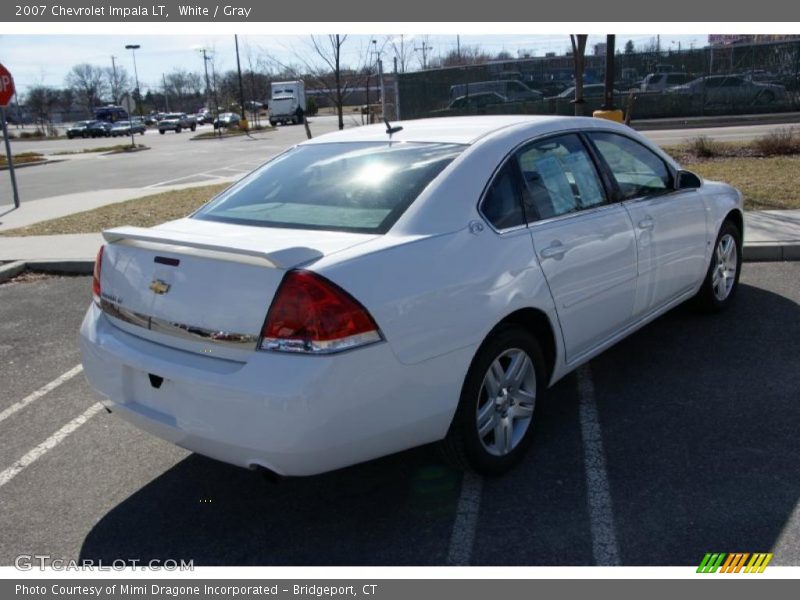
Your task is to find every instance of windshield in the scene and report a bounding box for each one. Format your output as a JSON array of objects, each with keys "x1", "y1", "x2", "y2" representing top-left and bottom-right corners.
[{"x1": 193, "y1": 142, "x2": 465, "y2": 234}]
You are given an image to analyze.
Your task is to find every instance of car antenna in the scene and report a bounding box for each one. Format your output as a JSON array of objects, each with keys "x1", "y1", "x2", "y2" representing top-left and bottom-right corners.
[{"x1": 384, "y1": 118, "x2": 403, "y2": 137}]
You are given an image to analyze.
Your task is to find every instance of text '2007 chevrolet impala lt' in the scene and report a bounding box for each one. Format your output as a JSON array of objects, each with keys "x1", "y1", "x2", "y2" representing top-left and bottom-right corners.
[{"x1": 79, "y1": 116, "x2": 743, "y2": 477}]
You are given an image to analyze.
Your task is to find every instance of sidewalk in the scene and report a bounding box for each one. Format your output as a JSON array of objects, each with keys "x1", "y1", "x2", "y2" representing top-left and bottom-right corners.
[{"x1": 0, "y1": 177, "x2": 240, "y2": 232}]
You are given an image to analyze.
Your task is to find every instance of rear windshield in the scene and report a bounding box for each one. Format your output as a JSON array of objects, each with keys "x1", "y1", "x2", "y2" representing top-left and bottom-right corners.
[{"x1": 193, "y1": 142, "x2": 465, "y2": 234}]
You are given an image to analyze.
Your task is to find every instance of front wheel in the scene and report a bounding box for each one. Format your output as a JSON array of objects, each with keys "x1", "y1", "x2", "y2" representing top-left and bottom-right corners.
[
  {"x1": 440, "y1": 325, "x2": 545, "y2": 475},
  {"x1": 693, "y1": 220, "x2": 742, "y2": 312}
]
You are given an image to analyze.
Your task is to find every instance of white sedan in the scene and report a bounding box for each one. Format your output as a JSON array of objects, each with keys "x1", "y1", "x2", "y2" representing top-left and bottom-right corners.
[{"x1": 80, "y1": 116, "x2": 744, "y2": 477}]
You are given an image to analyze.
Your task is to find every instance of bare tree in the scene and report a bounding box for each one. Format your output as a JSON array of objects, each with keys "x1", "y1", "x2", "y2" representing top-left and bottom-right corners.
[
  {"x1": 105, "y1": 65, "x2": 131, "y2": 104},
  {"x1": 65, "y1": 64, "x2": 109, "y2": 114},
  {"x1": 386, "y1": 34, "x2": 413, "y2": 73},
  {"x1": 308, "y1": 35, "x2": 349, "y2": 130},
  {"x1": 25, "y1": 86, "x2": 59, "y2": 135},
  {"x1": 570, "y1": 35, "x2": 589, "y2": 116},
  {"x1": 430, "y1": 45, "x2": 492, "y2": 68}
]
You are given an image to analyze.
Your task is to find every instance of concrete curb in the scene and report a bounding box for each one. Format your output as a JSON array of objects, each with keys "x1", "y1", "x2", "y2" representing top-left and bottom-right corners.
[
  {"x1": 0, "y1": 159, "x2": 65, "y2": 171},
  {"x1": 742, "y1": 243, "x2": 800, "y2": 262},
  {"x1": 0, "y1": 260, "x2": 26, "y2": 283},
  {"x1": 1, "y1": 244, "x2": 797, "y2": 279}
]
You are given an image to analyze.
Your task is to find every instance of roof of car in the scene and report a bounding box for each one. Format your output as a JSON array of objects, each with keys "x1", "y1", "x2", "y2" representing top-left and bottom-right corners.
[{"x1": 301, "y1": 115, "x2": 590, "y2": 146}]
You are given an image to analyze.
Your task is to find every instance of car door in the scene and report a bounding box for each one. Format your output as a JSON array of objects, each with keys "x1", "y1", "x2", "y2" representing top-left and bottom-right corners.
[
  {"x1": 587, "y1": 131, "x2": 708, "y2": 318},
  {"x1": 515, "y1": 133, "x2": 639, "y2": 364}
]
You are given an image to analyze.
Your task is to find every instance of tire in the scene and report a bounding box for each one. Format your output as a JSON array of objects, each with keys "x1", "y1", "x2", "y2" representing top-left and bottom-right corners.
[
  {"x1": 190, "y1": 124, "x2": 196, "y2": 131},
  {"x1": 176, "y1": 127, "x2": 182, "y2": 133},
  {"x1": 67, "y1": 133, "x2": 74, "y2": 139},
  {"x1": 693, "y1": 219, "x2": 742, "y2": 312},
  {"x1": 759, "y1": 91, "x2": 775, "y2": 104},
  {"x1": 159, "y1": 130, "x2": 165, "y2": 135},
  {"x1": 269, "y1": 120, "x2": 277, "y2": 126},
  {"x1": 440, "y1": 325, "x2": 546, "y2": 475}
]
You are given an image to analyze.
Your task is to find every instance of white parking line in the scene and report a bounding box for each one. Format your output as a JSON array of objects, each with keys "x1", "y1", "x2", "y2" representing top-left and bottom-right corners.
[
  {"x1": 0, "y1": 365, "x2": 83, "y2": 425},
  {"x1": 446, "y1": 471, "x2": 484, "y2": 565},
  {"x1": 0, "y1": 402, "x2": 104, "y2": 489},
  {"x1": 576, "y1": 365, "x2": 622, "y2": 566}
]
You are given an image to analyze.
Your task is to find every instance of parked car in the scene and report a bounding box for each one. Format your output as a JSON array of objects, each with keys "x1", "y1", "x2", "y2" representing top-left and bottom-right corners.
[
  {"x1": 666, "y1": 75, "x2": 786, "y2": 105},
  {"x1": 86, "y1": 121, "x2": 113, "y2": 138},
  {"x1": 450, "y1": 80, "x2": 543, "y2": 103},
  {"x1": 158, "y1": 113, "x2": 197, "y2": 134},
  {"x1": 110, "y1": 120, "x2": 146, "y2": 137},
  {"x1": 432, "y1": 92, "x2": 509, "y2": 116},
  {"x1": 550, "y1": 83, "x2": 621, "y2": 100},
  {"x1": 80, "y1": 116, "x2": 744, "y2": 477},
  {"x1": 196, "y1": 110, "x2": 213, "y2": 125},
  {"x1": 66, "y1": 120, "x2": 94, "y2": 139},
  {"x1": 640, "y1": 72, "x2": 692, "y2": 93},
  {"x1": 213, "y1": 112, "x2": 241, "y2": 129}
]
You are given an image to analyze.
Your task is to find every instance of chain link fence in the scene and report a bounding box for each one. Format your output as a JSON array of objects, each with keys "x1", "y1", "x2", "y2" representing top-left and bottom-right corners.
[{"x1": 396, "y1": 40, "x2": 800, "y2": 121}]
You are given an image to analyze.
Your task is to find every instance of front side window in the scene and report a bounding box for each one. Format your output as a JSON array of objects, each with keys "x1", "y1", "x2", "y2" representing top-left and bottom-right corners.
[
  {"x1": 194, "y1": 142, "x2": 464, "y2": 234},
  {"x1": 515, "y1": 134, "x2": 607, "y2": 221},
  {"x1": 588, "y1": 132, "x2": 672, "y2": 200}
]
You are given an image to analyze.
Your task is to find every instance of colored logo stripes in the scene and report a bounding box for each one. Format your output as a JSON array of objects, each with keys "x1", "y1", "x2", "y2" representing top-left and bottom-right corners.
[{"x1": 697, "y1": 552, "x2": 773, "y2": 573}]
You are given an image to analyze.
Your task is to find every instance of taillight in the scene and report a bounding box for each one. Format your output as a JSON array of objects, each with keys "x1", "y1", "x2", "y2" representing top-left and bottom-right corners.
[
  {"x1": 260, "y1": 270, "x2": 382, "y2": 354},
  {"x1": 92, "y1": 245, "x2": 104, "y2": 303}
]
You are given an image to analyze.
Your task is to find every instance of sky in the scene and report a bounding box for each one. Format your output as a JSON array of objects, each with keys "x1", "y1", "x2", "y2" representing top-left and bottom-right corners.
[{"x1": 0, "y1": 33, "x2": 707, "y2": 96}]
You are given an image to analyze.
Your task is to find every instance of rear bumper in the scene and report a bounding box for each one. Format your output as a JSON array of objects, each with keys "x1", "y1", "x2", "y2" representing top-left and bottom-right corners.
[{"x1": 79, "y1": 303, "x2": 470, "y2": 476}]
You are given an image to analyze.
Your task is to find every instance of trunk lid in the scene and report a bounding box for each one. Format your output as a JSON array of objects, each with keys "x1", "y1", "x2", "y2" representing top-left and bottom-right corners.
[{"x1": 98, "y1": 218, "x2": 377, "y2": 360}]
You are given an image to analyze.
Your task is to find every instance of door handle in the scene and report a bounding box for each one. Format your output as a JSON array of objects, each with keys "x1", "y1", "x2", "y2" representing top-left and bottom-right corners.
[
  {"x1": 638, "y1": 217, "x2": 655, "y2": 230},
  {"x1": 540, "y1": 241, "x2": 566, "y2": 260}
]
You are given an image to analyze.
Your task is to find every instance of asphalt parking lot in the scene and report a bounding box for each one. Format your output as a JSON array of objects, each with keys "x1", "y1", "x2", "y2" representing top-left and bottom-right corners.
[
  {"x1": 0, "y1": 114, "x2": 361, "y2": 203},
  {"x1": 0, "y1": 263, "x2": 798, "y2": 566}
]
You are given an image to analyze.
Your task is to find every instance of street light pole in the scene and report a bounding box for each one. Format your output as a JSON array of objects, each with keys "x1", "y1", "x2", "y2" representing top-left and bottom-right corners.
[{"x1": 124, "y1": 44, "x2": 142, "y2": 118}]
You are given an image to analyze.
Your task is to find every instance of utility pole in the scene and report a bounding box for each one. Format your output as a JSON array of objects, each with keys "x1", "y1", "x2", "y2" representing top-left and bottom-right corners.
[
  {"x1": 378, "y1": 59, "x2": 385, "y2": 120},
  {"x1": 415, "y1": 40, "x2": 431, "y2": 70},
  {"x1": 110, "y1": 55, "x2": 119, "y2": 103},
  {"x1": 393, "y1": 56, "x2": 401, "y2": 120},
  {"x1": 199, "y1": 48, "x2": 220, "y2": 137},
  {"x1": 162, "y1": 74, "x2": 169, "y2": 112},
  {"x1": 234, "y1": 34, "x2": 247, "y2": 130},
  {"x1": 457, "y1": 35, "x2": 461, "y2": 61}
]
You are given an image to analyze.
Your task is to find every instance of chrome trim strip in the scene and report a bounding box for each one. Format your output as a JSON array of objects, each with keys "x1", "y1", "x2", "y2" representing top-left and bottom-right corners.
[{"x1": 100, "y1": 299, "x2": 259, "y2": 350}]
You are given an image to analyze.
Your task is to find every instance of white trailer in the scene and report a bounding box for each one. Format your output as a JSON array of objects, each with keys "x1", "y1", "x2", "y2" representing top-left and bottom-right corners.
[{"x1": 269, "y1": 80, "x2": 306, "y2": 126}]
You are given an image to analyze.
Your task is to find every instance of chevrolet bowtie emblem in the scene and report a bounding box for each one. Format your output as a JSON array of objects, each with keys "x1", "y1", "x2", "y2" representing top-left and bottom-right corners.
[{"x1": 149, "y1": 279, "x2": 171, "y2": 295}]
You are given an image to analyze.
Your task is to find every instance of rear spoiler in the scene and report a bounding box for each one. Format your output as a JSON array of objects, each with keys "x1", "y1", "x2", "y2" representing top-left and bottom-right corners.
[{"x1": 102, "y1": 226, "x2": 323, "y2": 269}]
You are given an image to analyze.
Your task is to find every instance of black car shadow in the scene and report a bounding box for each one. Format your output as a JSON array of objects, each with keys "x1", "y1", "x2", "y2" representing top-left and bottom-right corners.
[{"x1": 80, "y1": 281, "x2": 800, "y2": 566}]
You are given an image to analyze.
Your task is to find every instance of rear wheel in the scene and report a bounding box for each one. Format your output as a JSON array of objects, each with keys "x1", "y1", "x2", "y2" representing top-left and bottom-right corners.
[
  {"x1": 176, "y1": 126, "x2": 182, "y2": 133},
  {"x1": 159, "y1": 130, "x2": 165, "y2": 135},
  {"x1": 693, "y1": 219, "x2": 742, "y2": 312},
  {"x1": 440, "y1": 325, "x2": 545, "y2": 475}
]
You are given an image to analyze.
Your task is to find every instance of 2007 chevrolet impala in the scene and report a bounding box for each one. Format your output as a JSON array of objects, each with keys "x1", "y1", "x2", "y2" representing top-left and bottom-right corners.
[{"x1": 79, "y1": 116, "x2": 743, "y2": 476}]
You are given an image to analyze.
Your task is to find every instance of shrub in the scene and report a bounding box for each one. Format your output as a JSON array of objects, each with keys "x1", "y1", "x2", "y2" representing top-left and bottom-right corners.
[
  {"x1": 753, "y1": 128, "x2": 800, "y2": 156},
  {"x1": 19, "y1": 129, "x2": 45, "y2": 139},
  {"x1": 688, "y1": 135, "x2": 723, "y2": 158},
  {"x1": 305, "y1": 96, "x2": 319, "y2": 116}
]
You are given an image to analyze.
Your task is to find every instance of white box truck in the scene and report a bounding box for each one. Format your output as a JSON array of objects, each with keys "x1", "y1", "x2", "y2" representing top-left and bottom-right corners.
[{"x1": 269, "y1": 80, "x2": 306, "y2": 126}]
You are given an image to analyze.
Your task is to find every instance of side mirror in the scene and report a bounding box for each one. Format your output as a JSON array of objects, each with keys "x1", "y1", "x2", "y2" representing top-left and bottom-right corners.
[{"x1": 676, "y1": 169, "x2": 703, "y2": 190}]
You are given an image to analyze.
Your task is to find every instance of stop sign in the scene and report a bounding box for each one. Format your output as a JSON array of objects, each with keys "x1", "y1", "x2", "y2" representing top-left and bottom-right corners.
[{"x1": 0, "y1": 63, "x2": 16, "y2": 107}]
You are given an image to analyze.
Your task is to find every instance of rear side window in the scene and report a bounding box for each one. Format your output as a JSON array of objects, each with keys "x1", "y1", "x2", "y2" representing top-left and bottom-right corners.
[
  {"x1": 194, "y1": 142, "x2": 464, "y2": 234},
  {"x1": 481, "y1": 161, "x2": 525, "y2": 230},
  {"x1": 588, "y1": 132, "x2": 672, "y2": 200}
]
